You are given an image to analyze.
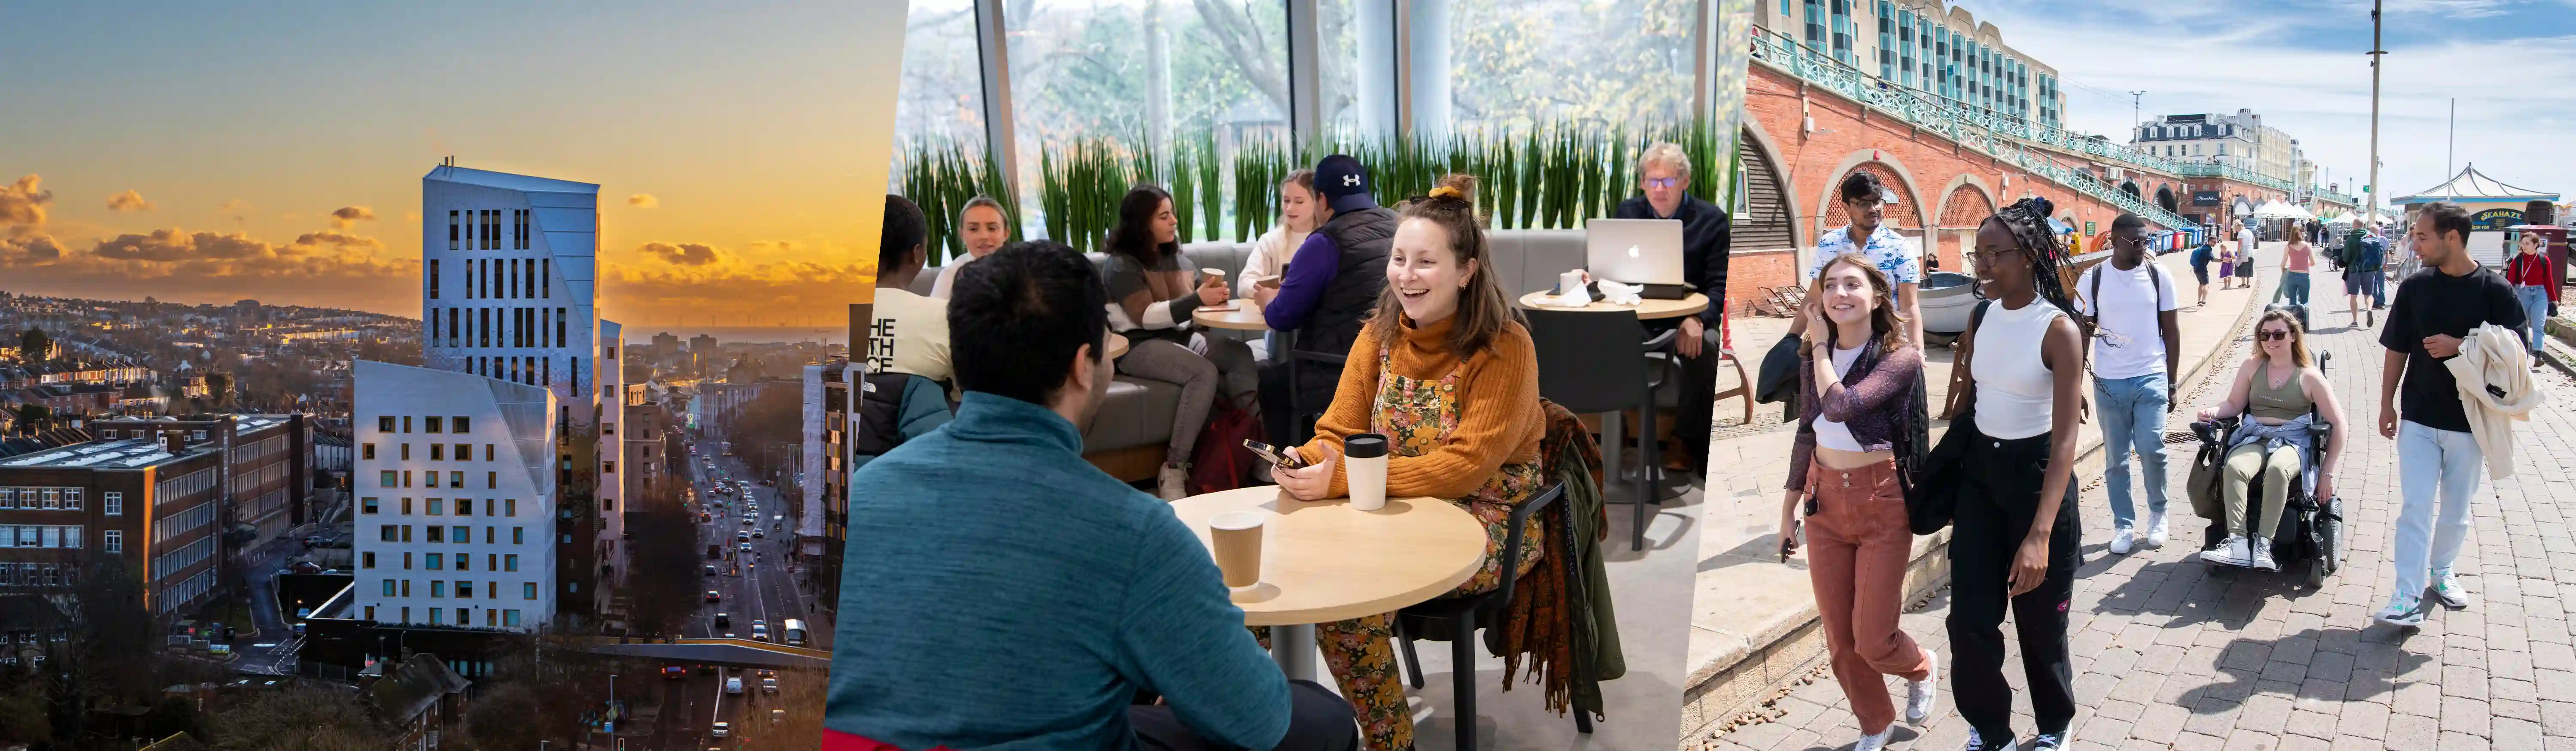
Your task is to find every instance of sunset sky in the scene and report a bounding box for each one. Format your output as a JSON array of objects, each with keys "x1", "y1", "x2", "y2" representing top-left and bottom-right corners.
[{"x1": 0, "y1": 2, "x2": 889, "y2": 327}]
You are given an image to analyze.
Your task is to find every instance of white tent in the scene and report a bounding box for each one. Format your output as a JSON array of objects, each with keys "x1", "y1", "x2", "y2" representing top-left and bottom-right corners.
[{"x1": 2252, "y1": 200, "x2": 2304, "y2": 219}]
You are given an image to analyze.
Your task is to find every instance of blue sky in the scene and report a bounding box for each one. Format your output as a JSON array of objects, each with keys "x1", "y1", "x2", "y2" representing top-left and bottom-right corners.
[
  {"x1": 0, "y1": 1, "x2": 902, "y2": 323},
  {"x1": 1948, "y1": 0, "x2": 2574, "y2": 207}
]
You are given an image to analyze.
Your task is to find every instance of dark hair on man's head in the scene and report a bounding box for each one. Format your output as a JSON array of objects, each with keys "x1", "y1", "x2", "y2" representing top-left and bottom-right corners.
[
  {"x1": 1838, "y1": 171, "x2": 1886, "y2": 204},
  {"x1": 2111, "y1": 213, "x2": 2146, "y2": 234},
  {"x1": 946, "y1": 240, "x2": 1110, "y2": 406},
  {"x1": 1105, "y1": 184, "x2": 1179, "y2": 267},
  {"x1": 2421, "y1": 201, "x2": 2473, "y2": 245},
  {"x1": 881, "y1": 195, "x2": 929, "y2": 272}
]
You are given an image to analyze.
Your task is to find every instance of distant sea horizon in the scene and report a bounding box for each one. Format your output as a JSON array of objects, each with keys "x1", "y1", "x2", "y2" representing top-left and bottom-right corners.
[{"x1": 621, "y1": 325, "x2": 851, "y2": 347}]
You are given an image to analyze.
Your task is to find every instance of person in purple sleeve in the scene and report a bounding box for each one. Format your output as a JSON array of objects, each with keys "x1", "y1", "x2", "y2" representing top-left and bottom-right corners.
[{"x1": 1258, "y1": 154, "x2": 1396, "y2": 446}]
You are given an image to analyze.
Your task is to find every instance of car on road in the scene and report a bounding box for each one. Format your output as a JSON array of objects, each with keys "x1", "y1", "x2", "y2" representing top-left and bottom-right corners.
[
  {"x1": 662, "y1": 665, "x2": 686, "y2": 679},
  {"x1": 762, "y1": 677, "x2": 778, "y2": 694},
  {"x1": 735, "y1": 532, "x2": 749, "y2": 544},
  {"x1": 724, "y1": 677, "x2": 743, "y2": 695},
  {"x1": 704, "y1": 564, "x2": 717, "y2": 576},
  {"x1": 752, "y1": 529, "x2": 763, "y2": 539},
  {"x1": 771, "y1": 709, "x2": 785, "y2": 725},
  {"x1": 711, "y1": 721, "x2": 731, "y2": 738},
  {"x1": 738, "y1": 542, "x2": 752, "y2": 554},
  {"x1": 704, "y1": 590, "x2": 720, "y2": 603},
  {"x1": 751, "y1": 620, "x2": 768, "y2": 640},
  {"x1": 714, "y1": 612, "x2": 729, "y2": 628},
  {"x1": 741, "y1": 517, "x2": 753, "y2": 526}
]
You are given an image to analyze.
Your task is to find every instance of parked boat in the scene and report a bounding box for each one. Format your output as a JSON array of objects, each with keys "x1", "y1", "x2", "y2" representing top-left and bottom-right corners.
[{"x1": 1920, "y1": 271, "x2": 1981, "y2": 346}]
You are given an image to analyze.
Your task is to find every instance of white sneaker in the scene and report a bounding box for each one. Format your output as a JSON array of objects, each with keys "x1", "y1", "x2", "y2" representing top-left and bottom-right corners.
[
  {"x1": 1905, "y1": 649, "x2": 1940, "y2": 724},
  {"x1": 2145, "y1": 512, "x2": 2170, "y2": 549},
  {"x1": 2109, "y1": 527, "x2": 2136, "y2": 555},
  {"x1": 2250, "y1": 537, "x2": 2278, "y2": 572},
  {"x1": 2201, "y1": 535, "x2": 2253, "y2": 567},
  {"x1": 2377, "y1": 594, "x2": 2429, "y2": 627},
  {"x1": 2431, "y1": 570, "x2": 2473, "y2": 609},
  {"x1": 1961, "y1": 728, "x2": 2008, "y2": 751},
  {"x1": 1854, "y1": 726, "x2": 1894, "y2": 751},
  {"x1": 1156, "y1": 465, "x2": 1189, "y2": 501}
]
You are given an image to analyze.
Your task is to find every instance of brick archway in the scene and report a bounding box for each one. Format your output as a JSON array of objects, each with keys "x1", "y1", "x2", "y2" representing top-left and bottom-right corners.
[{"x1": 1931, "y1": 176, "x2": 1998, "y2": 273}]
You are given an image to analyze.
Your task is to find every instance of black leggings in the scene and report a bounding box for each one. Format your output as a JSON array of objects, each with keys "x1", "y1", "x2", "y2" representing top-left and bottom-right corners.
[{"x1": 1946, "y1": 430, "x2": 2082, "y2": 739}]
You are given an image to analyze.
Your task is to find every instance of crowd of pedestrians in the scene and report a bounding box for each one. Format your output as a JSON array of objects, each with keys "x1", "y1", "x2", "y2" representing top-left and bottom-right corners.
[{"x1": 1774, "y1": 198, "x2": 2549, "y2": 751}]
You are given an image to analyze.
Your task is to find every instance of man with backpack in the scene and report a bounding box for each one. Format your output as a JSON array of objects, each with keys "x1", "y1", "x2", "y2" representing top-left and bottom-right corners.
[
  {"x1": 2189, "y1": 236, "x2": 2217, "y2": 307},
  {"x1": 2343, "y1": 225, "x2": 2385, "y2": 328},
  {"x1": 2076, "y1": 214, "x2": 2184, "y2": 556}
]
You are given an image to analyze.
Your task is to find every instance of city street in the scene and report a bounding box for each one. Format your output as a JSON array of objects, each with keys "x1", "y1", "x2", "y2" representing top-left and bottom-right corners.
[
  {"x1": 1704, "y1": 261, "x2": 2576, "y2": 751},
  {"x1": 631, "y1": 427, "x2": 827, "y2": 749}
]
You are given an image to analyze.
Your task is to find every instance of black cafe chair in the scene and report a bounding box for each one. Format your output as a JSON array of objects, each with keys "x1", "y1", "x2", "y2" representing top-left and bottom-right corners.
[
  {"x1": 1525, "y1": 307, "x2": 1674, "y2": 551},
  {"x1": 1284, "y1": 330, "x2": 1347, "y2": 445},
  {"x1": 1391, "y1": 481, "x2": 1584, "y2": 750}
]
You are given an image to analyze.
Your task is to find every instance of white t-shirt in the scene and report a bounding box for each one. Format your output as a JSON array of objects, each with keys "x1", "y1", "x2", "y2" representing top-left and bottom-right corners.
[
  {"x1": 1814, "y1": 344, "x2": 1868, "y2": 451},
  {"x1": 927, "y1": 252, "x2": 984, "y2": 300},
  {"x1": 867, "y1": 287, "x2": 952, "y2": 383},
  {"x1": 2237, "y1": 228, "x2": 2257, "y2": 254},
  {"x1": 2074, "y1": 258, "x2": 2179, "y2": 380}
]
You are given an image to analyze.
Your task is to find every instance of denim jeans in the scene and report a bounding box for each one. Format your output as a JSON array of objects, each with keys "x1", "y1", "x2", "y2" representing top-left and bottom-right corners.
[
  {"x1": 2394, "y1": 421, "x2": 2482, "y2": 600},
  {"x1": 2282, "y1": 272, "x2": 2311, "y2": 306},
  {"x1": 2517, "y1": 285, "x2": 2549, "y2": 355},
  {"x1": 2095, "y1": 372, "x2": 2171, "y2": 530}
]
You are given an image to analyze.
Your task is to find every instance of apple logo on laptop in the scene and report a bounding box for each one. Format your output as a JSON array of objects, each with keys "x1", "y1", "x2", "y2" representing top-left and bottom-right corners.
[{"x1": 1627, "y1": 245, "x2": 1641, "y2": 258}]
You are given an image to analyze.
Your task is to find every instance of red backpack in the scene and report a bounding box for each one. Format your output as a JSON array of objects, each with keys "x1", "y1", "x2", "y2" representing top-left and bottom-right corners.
[{"x1": 1188, "y1": 400, "x2": 1266, "y2": 495}]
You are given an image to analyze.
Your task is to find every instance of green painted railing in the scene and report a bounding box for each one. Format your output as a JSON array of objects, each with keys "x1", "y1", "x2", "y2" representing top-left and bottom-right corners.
[
  {"x1": 1749, "y1": 29, "x2": 2199, "y2": 230},
  {"x1": 2174, "y1": 162, "x2": 2296, "y2": 193}
]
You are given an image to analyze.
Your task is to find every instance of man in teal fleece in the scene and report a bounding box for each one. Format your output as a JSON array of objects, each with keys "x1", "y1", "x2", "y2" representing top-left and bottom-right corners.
[{"x1": 823, "y1": 241, "x2": 1357, "y2": 751}]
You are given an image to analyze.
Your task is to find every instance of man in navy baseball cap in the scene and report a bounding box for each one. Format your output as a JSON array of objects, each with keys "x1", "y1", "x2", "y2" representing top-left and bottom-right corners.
[
  {"x1": 1312, "y1": 154, "x2": 1379, "y2": 213},
  {"x1": 1257, "y1": 154, "x2": 1397, "y2": 446}
]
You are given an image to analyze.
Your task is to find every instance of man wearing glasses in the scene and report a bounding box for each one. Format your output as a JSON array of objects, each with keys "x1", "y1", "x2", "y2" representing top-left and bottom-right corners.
[
  {"x1": 1615, "y1": 141, "x2": 1732, "y2": 472},
  {"x1": 2073, "y1": 214, "x2": 2183, "y2": 556},
  {"x1": 1798, "y1": 172, "x2": 1923, "y2": 348}
]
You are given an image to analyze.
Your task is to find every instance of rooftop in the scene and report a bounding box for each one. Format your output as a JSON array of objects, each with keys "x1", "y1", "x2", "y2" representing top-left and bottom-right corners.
[
  {"x1": 422, "y1": 165, "x2": 599, "y2": 195},
  {"x1": 0, "y1": 437, "x2": 218, "y2": 470}
]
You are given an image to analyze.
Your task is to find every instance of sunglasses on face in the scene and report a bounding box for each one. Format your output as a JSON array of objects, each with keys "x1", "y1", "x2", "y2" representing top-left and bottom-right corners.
[{"x1": 2259, "y1": 330, "x2": 2292, "y2": 341}]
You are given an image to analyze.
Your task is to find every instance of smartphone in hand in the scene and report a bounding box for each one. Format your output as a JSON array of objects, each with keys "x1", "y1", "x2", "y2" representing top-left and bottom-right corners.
[
  {"x1": 1778, "y1": 521, "x2": 1800, "y2": 562},
  {"x1": 1243, "y1": 439, "x2": 1306, "y2": 469}
]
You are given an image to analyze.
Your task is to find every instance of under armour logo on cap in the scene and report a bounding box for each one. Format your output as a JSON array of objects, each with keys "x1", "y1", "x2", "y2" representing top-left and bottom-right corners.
[{"x1": 1343, "y1": 174, "x2": 1361, "y2": 187}]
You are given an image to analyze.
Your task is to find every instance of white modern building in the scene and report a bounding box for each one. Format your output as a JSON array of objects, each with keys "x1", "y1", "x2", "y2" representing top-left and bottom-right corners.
[
  {"x1": 2132, "y1": 109, "x2": 2304, "y2": 186},
  {"x1": 420, "y1": 162, "x2": 611, "y2": 619},
  {"x1": 350, "y1": 360, "x2": 558, "y2": 631},
  {"x1": 1757, "y1": 0, "x2": 2067, "y2": 129}
]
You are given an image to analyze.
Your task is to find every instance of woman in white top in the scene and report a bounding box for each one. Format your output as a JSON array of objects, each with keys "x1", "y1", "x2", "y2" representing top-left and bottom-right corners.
[
  {"x1": 927, "y1": 196, "x2": 1014, "y2": 300},
  {"x1": 1942, "y1": 196, "x2": 2087, "y2": 751},
  {"x1": 1239, "y1": 169, "x2": 1318, "y2": 301}
]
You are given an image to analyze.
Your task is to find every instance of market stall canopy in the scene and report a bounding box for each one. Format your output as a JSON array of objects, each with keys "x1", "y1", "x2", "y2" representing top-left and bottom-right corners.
[
  {"x1": 2392, "y1": 164, "x2": 2562, "y2": 205},
  {"x1": 2252, "y1": 200, "x2": 2305, "y2": 219}
]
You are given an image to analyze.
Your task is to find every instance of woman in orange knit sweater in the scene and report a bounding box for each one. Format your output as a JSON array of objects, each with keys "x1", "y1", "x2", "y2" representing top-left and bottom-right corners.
[{"x1": 1273, "y1": 185, "x2": 1546, "y2": 751}]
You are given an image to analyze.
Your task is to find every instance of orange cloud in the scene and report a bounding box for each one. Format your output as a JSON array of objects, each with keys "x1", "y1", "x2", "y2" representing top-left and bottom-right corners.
[
  {"x1": 106, "y1": 189, "x2": 155, "y2": 212},
  {"x1": 628, "y1": 193, "x2": 659, "y2": 208},
  {"x1": 640, "y1": 241, "x2": 724, "y2": 266},
  {"x1": 1, "y1": 175, "x2": 51, "y2": 230},
  {"x1": 330, "y1": 205, "x2": 376, "y2": 229}
]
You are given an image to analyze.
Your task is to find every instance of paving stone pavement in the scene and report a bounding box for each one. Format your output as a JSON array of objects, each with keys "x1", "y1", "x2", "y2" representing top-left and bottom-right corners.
[{"x1": 1703, "y1": 292, "x2": 2576, "y2": 751}]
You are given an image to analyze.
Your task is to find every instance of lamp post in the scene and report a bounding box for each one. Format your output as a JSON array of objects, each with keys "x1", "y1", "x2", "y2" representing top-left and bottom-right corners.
[{"x1": 2366, "y1": 0, "x2": 2384, "y2": 221}]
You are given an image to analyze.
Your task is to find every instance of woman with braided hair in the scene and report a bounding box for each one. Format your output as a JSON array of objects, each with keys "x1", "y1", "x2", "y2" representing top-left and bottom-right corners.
[{"x1": 1942, "y1": 197, "x2": 2088, "y2": 751}]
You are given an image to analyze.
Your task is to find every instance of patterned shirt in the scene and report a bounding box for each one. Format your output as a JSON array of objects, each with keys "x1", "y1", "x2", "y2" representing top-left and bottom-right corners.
[{"x1": 1806, "y1": 223, "x2": 1923, "y2": 285}]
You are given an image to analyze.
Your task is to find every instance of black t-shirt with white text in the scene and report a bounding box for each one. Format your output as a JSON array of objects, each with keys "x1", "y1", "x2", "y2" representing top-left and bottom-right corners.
[{"x1": 2379, "y1": 263, "x2": 2527, "y2": 433}]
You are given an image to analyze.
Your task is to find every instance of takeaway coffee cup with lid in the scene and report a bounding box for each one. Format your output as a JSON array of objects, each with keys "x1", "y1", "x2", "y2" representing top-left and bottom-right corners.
[{"x1": 1346, "y1": 433, "x2": 1390, "y2": 511}]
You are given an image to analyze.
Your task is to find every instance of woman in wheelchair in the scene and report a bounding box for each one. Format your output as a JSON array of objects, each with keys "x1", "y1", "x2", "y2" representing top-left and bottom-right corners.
[{"x1": 2193, "y1": 310, "x2": 2348, "y2": 570}]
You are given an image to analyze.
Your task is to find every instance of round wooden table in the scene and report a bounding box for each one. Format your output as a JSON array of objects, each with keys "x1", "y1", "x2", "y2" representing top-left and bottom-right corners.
[
  {"x1": 1191, "y1": 299, "x2": 1271, "y2": 330},
  {"x1": 1517, "y1": 290, "x2": 1709, "y2": 320},
  {"x1": 1104, "y1": 335, "x2": 1129, "y2": 360},
  {"x1": 1170, "y1": 486, "x2": 1489, "y2": 681}
]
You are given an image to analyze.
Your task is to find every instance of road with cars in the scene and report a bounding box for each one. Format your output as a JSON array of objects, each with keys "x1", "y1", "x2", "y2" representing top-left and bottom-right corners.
[{"x1": 642, "y1": 428, "x2": 823, "y2": 748}]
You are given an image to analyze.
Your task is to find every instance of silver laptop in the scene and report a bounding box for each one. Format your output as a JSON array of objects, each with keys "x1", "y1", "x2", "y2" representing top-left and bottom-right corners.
[{"x1": 1586, "y1": 218, "x2": 1687, "y2": 288}]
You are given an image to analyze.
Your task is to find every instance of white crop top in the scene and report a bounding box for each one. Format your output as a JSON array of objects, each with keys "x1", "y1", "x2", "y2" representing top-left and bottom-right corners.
[
  {"x1": 1971, "y1": 299, "x2": 2066, "y2": 440},
  {"x1": 1814, "y1": 344, "x2": 1868, "y2": 452}
]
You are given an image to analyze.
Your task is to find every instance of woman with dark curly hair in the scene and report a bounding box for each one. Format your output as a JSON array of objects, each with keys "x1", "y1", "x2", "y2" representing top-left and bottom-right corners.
[{"x1": 1943, "y1": 197, "x2": 2088, "y2": 751}]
